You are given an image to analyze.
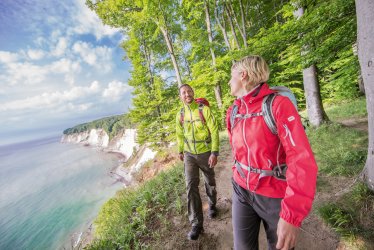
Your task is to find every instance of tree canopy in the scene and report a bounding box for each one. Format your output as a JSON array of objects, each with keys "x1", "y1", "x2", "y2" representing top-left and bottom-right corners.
[{"x1": 86, "y1": 0, "x2": 360, "y2": 148}]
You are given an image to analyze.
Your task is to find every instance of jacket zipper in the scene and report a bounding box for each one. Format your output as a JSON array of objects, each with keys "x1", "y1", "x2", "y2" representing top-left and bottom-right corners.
[
  {"x1": 283, "y1": 124, "x2": 296, "y2": 146},
  {"x1": 187, "y1": 105, "x2": 197, "y2": 154}
]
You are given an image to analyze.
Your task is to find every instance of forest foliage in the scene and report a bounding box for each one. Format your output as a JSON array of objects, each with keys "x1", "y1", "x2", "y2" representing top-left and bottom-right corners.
[
  {"x1": 85, "y1": 0, "x2": 361, "y2": 148},
  {"x1": 63, "y1": 114, "x2": 132, "y2": 139}
]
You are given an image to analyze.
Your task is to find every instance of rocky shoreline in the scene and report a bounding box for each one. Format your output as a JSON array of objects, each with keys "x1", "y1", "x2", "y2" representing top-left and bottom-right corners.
[{"x1": 61, "y1": 128, "x2": 157, "y2": 249}]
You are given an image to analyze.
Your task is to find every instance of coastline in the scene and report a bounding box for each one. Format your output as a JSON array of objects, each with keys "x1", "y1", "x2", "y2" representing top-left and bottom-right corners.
[
  {"x1": 60, "y1": 129, "x2": 156, "y2": 249},
  {"x1": 67, "y1": 146, "x2": 145, "y2": 249}
]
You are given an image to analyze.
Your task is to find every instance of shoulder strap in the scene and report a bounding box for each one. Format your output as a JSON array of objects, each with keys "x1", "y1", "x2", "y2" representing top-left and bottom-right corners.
[
  {"x1": 262, "y1": 93, "x2": 277, "y2": 135},
  {"x1": 198, "y1": 103, "x2": 206, "y2": 125},
  {"x1": 230, "y1": 104, "x2": 239, "y2": 133},
  {"x1": 179, "y1": 107, "x2": 185, "y2": 125}
]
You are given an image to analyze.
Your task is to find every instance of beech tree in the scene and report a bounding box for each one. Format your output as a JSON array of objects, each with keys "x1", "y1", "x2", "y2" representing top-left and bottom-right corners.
[
  {"x1": 356, "y1": 0, "x2": 374, "y2": 191},
  {"x1": 204, "y1": 0, "x2": 223, "y2": 108},
  {"x1": 294, "y1": 5, "x2": 328, "y2": 127},
  {"x1": 87, "y1": 0, "x2": 361, "y2": 147}
]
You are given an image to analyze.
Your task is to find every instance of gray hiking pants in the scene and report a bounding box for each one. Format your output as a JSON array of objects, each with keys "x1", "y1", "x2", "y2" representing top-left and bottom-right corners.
[
  {"x1": 232, "y1": 179, "x2": 282, "y2": 250},
  {"x1": 184, "y1": 151, "x2": 217, "y2": 228}
]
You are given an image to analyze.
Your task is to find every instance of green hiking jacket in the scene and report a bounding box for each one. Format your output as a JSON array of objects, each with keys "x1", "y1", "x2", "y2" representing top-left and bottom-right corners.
[{"x1": 175, "y1": 101, "x2": 219, "y2": 155}]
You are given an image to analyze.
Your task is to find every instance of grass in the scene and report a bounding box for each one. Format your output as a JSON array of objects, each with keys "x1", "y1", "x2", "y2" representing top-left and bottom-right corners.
[
  {"x1": 323, "y1": 96, "x2": 367, "y2": 121},
  {"x1": 307, "y1": 123, "x2": 367, "y2": 176},
  {"x1": 308, "y1": 97, "x2": 373, "y2": 248},
  {"x1": 318, "y1": 182, "x2": 374, "y2": 248},
  {"x1": 86, "y1": 163, "x2": 185, "y2": 250}
]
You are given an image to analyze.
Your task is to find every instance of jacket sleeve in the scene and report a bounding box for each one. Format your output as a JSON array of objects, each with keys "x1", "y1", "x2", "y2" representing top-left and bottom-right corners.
[
  {"x1": 204, "y1": 106, "x2": 219, "y2": 154},
  {"x1": 175, "y1": 110, "x2": 184, "y2": 153},
  {"x1": 273, "y1": 97, "x2": 318, "y2": 227}
]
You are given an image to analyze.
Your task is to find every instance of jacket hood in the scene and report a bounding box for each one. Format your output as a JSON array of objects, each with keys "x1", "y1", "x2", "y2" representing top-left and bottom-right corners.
[{"x1": 233, "y1": 83, "x2": 275, "y2": 106}]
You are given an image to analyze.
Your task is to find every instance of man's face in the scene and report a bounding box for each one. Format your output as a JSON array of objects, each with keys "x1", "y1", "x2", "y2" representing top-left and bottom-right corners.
[{"x1": 179, "y1": 86, "x2": 194, "y2": 104}]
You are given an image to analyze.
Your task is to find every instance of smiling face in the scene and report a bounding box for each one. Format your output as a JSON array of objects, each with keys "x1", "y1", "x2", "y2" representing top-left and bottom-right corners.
[{"x1": 179, "y1": 85, "x2": 194, "y2": 104}]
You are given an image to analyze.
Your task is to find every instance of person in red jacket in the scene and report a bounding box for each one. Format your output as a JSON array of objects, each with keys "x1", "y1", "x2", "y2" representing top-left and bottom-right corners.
[{"x1": 226, "y1": 55, "x2": 318, "y2": 250}]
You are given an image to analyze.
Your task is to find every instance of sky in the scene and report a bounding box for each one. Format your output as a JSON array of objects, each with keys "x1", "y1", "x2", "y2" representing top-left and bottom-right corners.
[{"x1": 0, "y1": 0, "x2": 133, "y2": 145}]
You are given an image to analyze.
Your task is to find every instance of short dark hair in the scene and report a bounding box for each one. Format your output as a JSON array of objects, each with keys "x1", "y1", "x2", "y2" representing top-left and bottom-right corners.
[{"x1": 179, "y1": 84, "x2": 193, "y2": 93}]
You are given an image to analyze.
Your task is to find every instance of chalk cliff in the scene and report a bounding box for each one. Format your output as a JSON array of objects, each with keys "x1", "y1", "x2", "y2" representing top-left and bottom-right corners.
[{"x1": 61, "y1": 129, "x2": 139, "y2": 161}]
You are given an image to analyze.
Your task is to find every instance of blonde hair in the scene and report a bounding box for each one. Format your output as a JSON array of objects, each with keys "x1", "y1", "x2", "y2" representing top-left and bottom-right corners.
[{"x1": 232, "y1": 55, "x2": 270, "y2": 86}]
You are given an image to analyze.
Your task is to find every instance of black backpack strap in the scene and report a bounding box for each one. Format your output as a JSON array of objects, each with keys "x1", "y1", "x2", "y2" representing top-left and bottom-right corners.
[{"x1": 262, "y1": 93, "x2": 277, "y2": 135}]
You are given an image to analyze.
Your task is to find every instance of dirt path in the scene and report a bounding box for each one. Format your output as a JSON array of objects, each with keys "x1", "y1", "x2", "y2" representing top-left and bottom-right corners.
[
  {"x1": 162, "y1": 138, "x2": 341, "y2": 249},
  {"x1": 338, "y1": 117, "x2": 368, "y2": 132}
]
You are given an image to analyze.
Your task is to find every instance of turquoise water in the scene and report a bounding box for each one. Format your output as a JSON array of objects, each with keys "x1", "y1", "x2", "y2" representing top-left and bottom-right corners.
[{"x1": 0, "y1": 137, "x2": 124, "y2": 250}]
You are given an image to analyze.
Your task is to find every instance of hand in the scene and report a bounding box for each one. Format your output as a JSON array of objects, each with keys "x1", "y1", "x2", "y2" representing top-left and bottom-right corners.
[
  {"x1": 178, "y1": 153, "x2": 184, "y2": 161},
  {"x1": 276, "y1": 218, "x2": 299, "y2": 250},
  {"x1": 208, "y1": 154, "x2": 218, "y2": 168}
]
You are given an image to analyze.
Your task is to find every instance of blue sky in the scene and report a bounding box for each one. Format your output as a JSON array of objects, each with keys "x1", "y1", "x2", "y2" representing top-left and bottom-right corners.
[{"x1": 0, "y1": 0, "x2": 133, "y2": 145}]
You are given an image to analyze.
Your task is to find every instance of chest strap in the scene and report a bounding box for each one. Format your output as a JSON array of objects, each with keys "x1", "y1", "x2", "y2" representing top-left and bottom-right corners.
[{"x1": 234, "y1": 160, "x2": 287, "y2": 181}]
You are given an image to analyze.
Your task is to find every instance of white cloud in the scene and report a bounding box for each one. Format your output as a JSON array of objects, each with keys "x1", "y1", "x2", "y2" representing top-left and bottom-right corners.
[
  {"x1": 71, "y1": 0, "x2": 119, "y2": 40},
  {"x1": 0, "y1": 51, "x2": 19, "y2": 64},
  {"x1": 4, "y1": 62, "x2": 49, "y2": 86},
  {"x1": 103, "y1": 80, "x2": 132, "y2": 101},
  {"x1": 72, "y1": 41, "x2": 113, "y2": 72},
  {"x1": 27, "y1": 49, "x2": 45, "y2": 60},
  {"x1": 49, "y1": 58, "x2": 81, "y2": 74},
  {"x1": 0, "y1": 81, "x2": 101, "y2": 112},
  {"x1": 51, "y1": 37, "x2": 69, "y2": 57}
]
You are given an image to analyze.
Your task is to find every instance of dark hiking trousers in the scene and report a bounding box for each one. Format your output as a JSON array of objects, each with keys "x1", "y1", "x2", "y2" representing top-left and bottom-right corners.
[
  {"x1": 184, "y1": 151, "x2": 217, "y2": 228},
  {"x1": 232, "y1": 179, "x2": 282, "y2": 250}
]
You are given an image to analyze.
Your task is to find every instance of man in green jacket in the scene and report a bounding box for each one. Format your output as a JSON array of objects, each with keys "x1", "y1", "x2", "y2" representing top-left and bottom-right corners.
[{"x1": 176, "y1": 84, "x2": 219, "y2": 240}]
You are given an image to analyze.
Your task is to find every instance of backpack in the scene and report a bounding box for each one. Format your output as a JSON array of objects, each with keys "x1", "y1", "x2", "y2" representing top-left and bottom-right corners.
[
  {"x1": 180, "y1": 98, "x2": 210, "y2": 125},
  {"x1": 230, "y1": 86, "x2": 298, "y2": 135}
]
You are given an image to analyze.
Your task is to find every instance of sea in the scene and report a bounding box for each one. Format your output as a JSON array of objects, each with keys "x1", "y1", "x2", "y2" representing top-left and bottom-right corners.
[{"x1": 0, "y1": 136, "x2": 124, "y2": 250}]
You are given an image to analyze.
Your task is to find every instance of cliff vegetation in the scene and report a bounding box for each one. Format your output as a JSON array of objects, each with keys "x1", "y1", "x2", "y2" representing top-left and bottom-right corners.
[{"x1": 63, "y1": 114, "x2": 133, "y2": 140}]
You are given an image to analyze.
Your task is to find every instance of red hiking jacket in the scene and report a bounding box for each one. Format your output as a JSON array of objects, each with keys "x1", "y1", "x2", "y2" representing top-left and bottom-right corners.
[{"x1": 226, "y1": 83, "x2": 318, "y2": 227}]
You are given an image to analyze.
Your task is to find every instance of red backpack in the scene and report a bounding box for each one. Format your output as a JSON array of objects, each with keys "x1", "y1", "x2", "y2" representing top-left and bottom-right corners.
[{"x1": 180, "y1": 98, "x2": 210, "y2": 125}]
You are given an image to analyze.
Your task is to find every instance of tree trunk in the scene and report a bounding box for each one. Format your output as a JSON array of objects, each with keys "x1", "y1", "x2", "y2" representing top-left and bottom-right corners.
[
  {"x1": 353, "y1": 42, "x2": 366, "y2": 95},
  {"x1": 204, "y1": 0, "x2": 223, "y2": 108},
  {"x1": 356, "y1": 0, "x2": 374, "y2": 191},
  {"x1": 238, "y1": 0, "x2": 247, "y2": 48},
  {"x1": 227, "y1": 0, "x2": 247, "y2": 48},
  {"x1": 294, "y1": 6, "x2": 328, "y2": 126},
  {"x1": 204, "y1": 0, "x2": 216, "y2": 67},
  {"x1": 225, "y1": 3, "x2": 240, "y2": 49},
  {"x1": 303, "y1": 65, "x2": 326, "y2": 126},
  {"x1": 159, "y1": 26, "x2": 183, "y2": 87},
  {"x1": 215, "y1": 0, "x2": 231, "y2": 50}
]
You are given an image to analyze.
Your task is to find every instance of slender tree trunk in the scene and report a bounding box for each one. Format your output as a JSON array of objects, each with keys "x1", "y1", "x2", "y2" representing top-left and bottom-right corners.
[
  {"x1": 182, "y1": 53, "x2": 193, "y2": 81},
  {"x1": 205, "y1": 0, "x2": 216, "y2": 67},
  {"x1": 294, "y1": 6, "x2": 328, "y2": 126},
  {"x1": 215, "y1": 0, "x2": 231, "y2": 50},
  {"x1": 204, "y1": 0, "x2": 223, "y2": 108},
  {"x1": 159, "y1": 26, "x2": 183, "y2": 87},
  {"x1": 141, "y1": 33, "x2": 154, "y2": 88},
  {"x1": 356, "y1": 0, "x2": 374, "y2": 191},
  {"x1": 227, "y1": 0, "x2": 247, "y2": 47},
  {"x1": 156, "y1": 1, "x2": 183, "y2": 87},
  {"x1": 225, "y1": 3, "x2": 240, "y2": 49},
  {"x1": 238, "y1": 0, "x2": 247, "y2": 47}
]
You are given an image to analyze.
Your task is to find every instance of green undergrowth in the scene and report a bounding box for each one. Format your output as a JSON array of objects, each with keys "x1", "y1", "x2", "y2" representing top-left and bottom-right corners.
[
  {"x1": 307, "y1": 123, "x2": 367, "y2": 176},
  {"x1": 309, "y1": 97, "x2": 372, "y2": 247},
  {"x1": 86, "y1": 163, "x2": 185, "y2": 250},
  {"x1": 324, "y1": 97, "x2": 367, "y2": 121},
  {"x1": 318, "y1": 182, "x2": 374, "y2": 248}
]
